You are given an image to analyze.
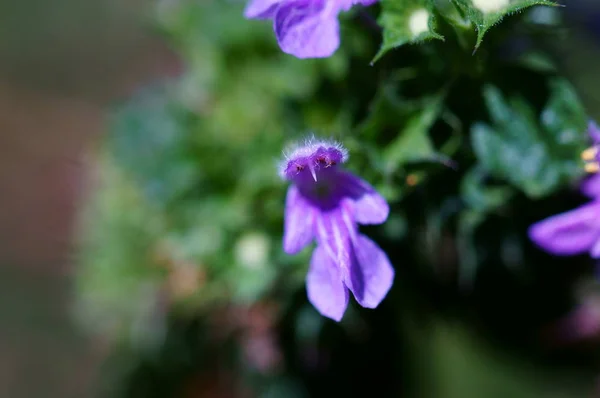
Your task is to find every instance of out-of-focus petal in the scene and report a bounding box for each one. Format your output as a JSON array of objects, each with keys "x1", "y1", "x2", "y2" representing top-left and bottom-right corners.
[
  {"x1": 581, "y1": 174, "x2": 600, "y2": 199},
  {"x1": 551, "y1": 302, "x2": 600, "y2": 343},
  {"x1": 306, "y1": 245, "x2": 349, "y2": 321},
  {"x1": 274, "y1": 0, "x2": 340, "y2": 59},
  {"x1": 244, "y1": 0, "x2": 281, "y2": 19},
  {"x1": 346, "y1": 234, "x2": 394, "y2": 308},
  {"x1": 591, "y1": 239, "x2": 600, "y2": 258},
  {"x1": 528, "y1": 201, "x2": 600, "y2": 256},
  {"x1": 284, "y1": 185, "x2": 315, "y2": 254},
  {"x1": 338, "y1": 171, "x2": 389, "y2": 225}
]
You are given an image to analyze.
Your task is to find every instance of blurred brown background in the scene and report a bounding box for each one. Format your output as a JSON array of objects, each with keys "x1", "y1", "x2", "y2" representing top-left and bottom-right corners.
[{"x1": 0, "y1": 1, "x2": 180, "y2": 396}]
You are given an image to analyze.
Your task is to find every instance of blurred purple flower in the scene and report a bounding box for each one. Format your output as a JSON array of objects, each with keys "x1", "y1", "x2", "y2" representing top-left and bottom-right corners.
[
  {"x1": 552, "y1": 300, "x2": 600, "y2": 344},
  {"x1": 280, "y1": 137, "x2": 393, "y2": 321},
  {"x1": 528, "y1": 200, "x2": 600, "y2": 257},
  {"x1": 529, "y1": 121, "x2": 600, "y2": 257},
  {"x1": 244, "y1": 0, "x2": 377, "y2": 59}
]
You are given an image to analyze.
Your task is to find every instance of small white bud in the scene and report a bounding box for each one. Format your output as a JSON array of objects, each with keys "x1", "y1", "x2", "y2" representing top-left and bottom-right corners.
[
  {"x1": 409, "y1": 9, "x2": 430, "y2": 37},
  {"x1": 471, "y1": 0, "x2": 509, "y2": 13},
  {"x1": 235, "y1": 232, "x2": 270, "y2": 269}
]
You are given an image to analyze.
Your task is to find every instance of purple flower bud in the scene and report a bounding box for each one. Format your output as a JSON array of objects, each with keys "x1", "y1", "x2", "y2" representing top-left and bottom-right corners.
[
  {"x1": 280, "y1": 137, "x2": 393, "y2": 321},
  {"x1": 244, "y1": 0, "x2": 377, "y2": 58}
]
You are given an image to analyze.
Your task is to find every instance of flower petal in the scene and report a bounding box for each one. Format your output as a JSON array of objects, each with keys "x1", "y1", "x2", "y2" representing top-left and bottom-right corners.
[
  {"x1": 244, "y1": 0, "x2": 281, "y2": 19},
  {"x1": 591, "y1": 239, "x2": 600, "y2": 258},
  {"x1": 284, "y1": 185, "x2": 315, "y2": 254},
  {"x1": 528, "y1": 201, "x2": 600, "y2": 256},
  {"x1": 338, "y1": 171, "x2": 389, "y2": 225},
  {"x1": 306, "y1": 245, "x2": 349, "y2": 321},
  {"x1": 346, "y1": 234, "x2": 394, "y2": 308},
  {"x1": 273, "y1": 0, "x2": 340, "y2": 59},
  {"x1": 581, "y1": 174, "x2": 600, "y2": 199},
  {"x1": 313, "y1": 204, "x2": 356, "y2": 283}
]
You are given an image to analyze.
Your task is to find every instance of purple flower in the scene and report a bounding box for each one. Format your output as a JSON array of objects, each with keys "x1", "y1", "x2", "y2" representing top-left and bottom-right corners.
[
  {"x1": 244, "y1": 0, "x2": 377, "y2": 59},
  {"x1": 529, "y1": 121, "x2": 600, "y2": 257},
  {"x1": 280, "y1": 138, "x2": 393, "y2": 321},
  {"x1": 528, "y1": 200, "x2": 600, "y2": 257}
]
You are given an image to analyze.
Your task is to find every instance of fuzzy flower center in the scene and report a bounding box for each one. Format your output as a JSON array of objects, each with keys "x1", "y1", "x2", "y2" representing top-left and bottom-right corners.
[{"x1": 279, "y1": 139, "x2": 349, "y2": 182}]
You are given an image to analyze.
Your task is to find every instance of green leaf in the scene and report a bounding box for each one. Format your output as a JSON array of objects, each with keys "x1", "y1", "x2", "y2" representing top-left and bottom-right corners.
[
  {"x1": 471, "y1": 81, "x2": 587, "y2": 198},
  {"x1": 374, "y1": 0, "x2": 444, "y2": 62},
  {"x1": 461, "y1": 166, "x2": 515, "y2": 212},
  {"x1": 514, "y1": 51, "x2": 557, "y2": 73},
  {"x1": 449, "y1": 0, "x2": 558, "y2": 49},
  {"x1": 541, "y1": 79, "x2": 588, "y2": 143},
  {"x1": 382, "y1": 94, "x2": 443, "y2": 171}
]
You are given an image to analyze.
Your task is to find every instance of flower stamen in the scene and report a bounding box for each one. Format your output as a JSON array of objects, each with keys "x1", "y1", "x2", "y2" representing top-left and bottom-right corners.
[
  {"x1": 582, "y1": 146, "x2": 598, "y2": 162},
  {"x1": 585, "y1": 162, "x2": 600, "y2": 173},
  {"x1": 582, "y1": 146, "x2": 600, "y2": 173},
  {"x1": 309, "y1": 164, "x2": 318, "y2": 182}
]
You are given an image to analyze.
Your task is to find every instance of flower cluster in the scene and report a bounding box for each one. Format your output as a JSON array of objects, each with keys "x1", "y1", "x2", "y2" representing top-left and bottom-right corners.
[
  {"x1": 244, "y1": 0, "x2": 377, "y2": 58},
  {"x1": 280, "y1": 137, "x2": 394, "y2": 321}
]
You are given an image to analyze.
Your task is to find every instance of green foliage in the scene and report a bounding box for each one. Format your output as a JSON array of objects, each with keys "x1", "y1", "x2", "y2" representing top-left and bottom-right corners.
[
  {"x1": 471, "y1": 80, "x2": 587, "y2": 198},
  {"x1": 375, "y1": 0, "x2": 444, "y2": 61},
  {"x1": 375, "y1": 0, "x2": 558, "y2": 60},
  {"x1": 449, "y1": 0, "x2": 558, "y2": 48},
  {"x1": 75, "y1": 157, "x2": 167, "y2": 339},
  {"x1": 382, "y1": 93, "x2": 443, "y2": 169},
  {"x1": 458, "y1": 79, "x2": 587, "y2": 285},
  {"x1": 79, "y1": 0, "x2": 588, "y2": 325}
]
